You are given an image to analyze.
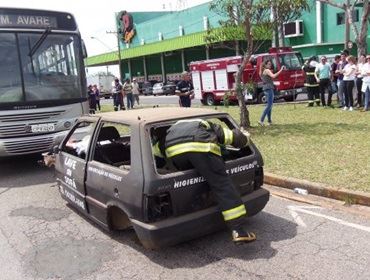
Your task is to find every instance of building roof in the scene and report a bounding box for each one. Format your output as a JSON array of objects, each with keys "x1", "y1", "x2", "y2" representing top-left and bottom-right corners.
[{"x1": 86, "y1": 31, "x2": 208, "y2": 67}]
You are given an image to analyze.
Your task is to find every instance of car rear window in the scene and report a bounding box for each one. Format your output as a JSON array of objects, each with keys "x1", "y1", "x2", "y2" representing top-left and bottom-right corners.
[{"x1": 150, "y1": 116, "x2": 253, "y2": 175}]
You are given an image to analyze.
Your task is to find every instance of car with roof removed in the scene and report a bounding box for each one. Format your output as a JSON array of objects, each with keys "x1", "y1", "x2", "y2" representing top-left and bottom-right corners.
[{"x1": 51, "y1": 107, "x2": 269, "y2": 249}]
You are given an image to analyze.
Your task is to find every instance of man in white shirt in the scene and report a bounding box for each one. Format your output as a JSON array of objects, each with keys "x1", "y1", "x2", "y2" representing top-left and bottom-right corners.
[{"x1": 132, "y1": 78, "x2": 140, "y2": 107}]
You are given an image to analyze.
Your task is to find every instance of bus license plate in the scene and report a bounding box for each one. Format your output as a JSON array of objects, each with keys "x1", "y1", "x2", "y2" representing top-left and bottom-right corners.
[{"x1": 31, "y1": 123, "x2": 55, "y2": 133}]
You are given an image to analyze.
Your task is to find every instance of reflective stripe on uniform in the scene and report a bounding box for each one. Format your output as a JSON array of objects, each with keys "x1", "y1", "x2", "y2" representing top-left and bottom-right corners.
[
  {"x1": 153, "y1": 142, "x2": 163, "y2": 158},
  {"x1": 200, "y1": 120, "x2": 211, "y2": 129},
  {"x1": 304, "y1": 83, "x2": 319, "y2": 87},
  {"x1": 222, "y1": 204, "x2": 247, "y2": 221},
  {"x1": 165, "y1": 142, "x2": 221, "y2": 158},
  {"x1": 223, "y1": 128, "x2": 233, "y2": 145},
  {"x1": 306, "y1": 72, "x2": 315, "y2": 75}
]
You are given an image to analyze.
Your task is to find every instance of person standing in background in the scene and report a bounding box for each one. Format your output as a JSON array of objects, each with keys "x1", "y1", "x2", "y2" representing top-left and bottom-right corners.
[
  {"x1": 303, "y1": 56, "x2": 320, "y2": 107},
  {"x1": 355, "y1": 54, "x2": 366, "y2": 108},
  {"x1": 93, "y1": 84, "x2": 101, "y2": 111},
  {"x1": 123, "y1": 78, "x2": 134, "y2": 109},
  {"x1": 342, "y1": 55, "x2": 357, "y2": 111},
  {"x1": 259, "y1": 60, "x2": 285, "y2": 126},
  {"x1": 336, "y1": 51, "x2": 349, "y2": 108},
  {"x1": 113, "y1": 78, "x2": 125, "y2": 111},
  {"x1": 132, "y1": 78, "x2": 140, "y2": 107},
  {"x1": 331, "y1": 55, "x2": 341, "y2": 102},
  {"x1": 87, "y1": 85, "x2": 96, "y2": 114},
  {"x1": 176, "y1": 71, "x2": 194, "y2": 107},
  {"x1": 315, "y1": 56, "x2": 333, "y2": 108},
  {"x1": 360, "y1": 55, "x2": 370, "y2": 112}
]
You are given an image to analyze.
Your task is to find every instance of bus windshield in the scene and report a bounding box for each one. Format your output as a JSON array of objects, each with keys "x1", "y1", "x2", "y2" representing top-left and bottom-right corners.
[
  {"x1": 279, "y1": 53, "x2": 304, "y2": 70},
  {"x1": 0, "y1": 32, "x2": 83, "y2": 104}
]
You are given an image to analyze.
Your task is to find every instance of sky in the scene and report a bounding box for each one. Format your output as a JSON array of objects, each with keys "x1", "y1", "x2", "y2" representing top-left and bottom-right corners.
[{"x1": 1, "y1": 0, "x2": 210, "y2": 76}]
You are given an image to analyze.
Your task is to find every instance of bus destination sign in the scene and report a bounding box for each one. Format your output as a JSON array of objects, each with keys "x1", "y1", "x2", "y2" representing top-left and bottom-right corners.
[{"x1": 0, "y1": 14, "x2": 57, "y2": 28}]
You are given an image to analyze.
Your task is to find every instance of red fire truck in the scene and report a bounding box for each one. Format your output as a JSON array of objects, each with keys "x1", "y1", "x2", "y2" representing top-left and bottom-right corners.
[{"x1": 190, "y1": 47, "x2": 307, "y2": 105}]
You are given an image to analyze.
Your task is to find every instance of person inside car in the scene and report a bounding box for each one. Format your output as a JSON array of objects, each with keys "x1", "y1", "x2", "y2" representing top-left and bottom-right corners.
[{"x1": 153, "y1": 119, "x2": 256, "y2": 243}]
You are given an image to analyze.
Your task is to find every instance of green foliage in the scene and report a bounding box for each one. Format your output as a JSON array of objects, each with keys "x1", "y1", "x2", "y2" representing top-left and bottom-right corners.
[
  {"x1": 207, "y1": 0, "x2": 272, "y2": 46},
  {"x1": 223, "y1": 91, "x2": 232, "y2": 107}
]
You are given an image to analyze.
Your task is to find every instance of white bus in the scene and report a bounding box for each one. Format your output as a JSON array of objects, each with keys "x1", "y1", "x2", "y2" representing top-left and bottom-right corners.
[{"x1": 0, "y1": 7, "x2": 88, "y2": 156}]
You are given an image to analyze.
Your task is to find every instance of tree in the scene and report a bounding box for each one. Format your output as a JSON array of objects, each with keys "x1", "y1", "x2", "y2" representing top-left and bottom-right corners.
[
  {"x1": 207, "y1": 0, "x2": 271, "y2": 128},
  {"x1": 318, "y1": 0, "x2": 370, "y2": 55},
  {"x1": 207, "y1": 0, "x2": 308, "y2": 128}
]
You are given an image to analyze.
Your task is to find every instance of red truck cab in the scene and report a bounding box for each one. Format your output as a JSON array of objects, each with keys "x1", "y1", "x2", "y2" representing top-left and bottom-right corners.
[{"x1": 190, "y1": 47, "x2": 307, "y2": 105}]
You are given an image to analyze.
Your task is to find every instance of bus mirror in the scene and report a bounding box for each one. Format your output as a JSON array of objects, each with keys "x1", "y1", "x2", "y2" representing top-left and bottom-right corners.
[{"x1": 81, "y1": 39, "x2": 88, "y2": 59}]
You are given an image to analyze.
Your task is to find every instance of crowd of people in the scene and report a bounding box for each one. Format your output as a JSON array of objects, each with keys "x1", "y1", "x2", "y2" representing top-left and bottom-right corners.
[
  {"x1": 87, "y1": 72, "x2": 194, "y2": 113},
  {"x1": 302, "y1": 49, "x2": 370, "y2": 112},
  {"x1": 258, "y1": 50, "x2": 370, "y2": 126}
]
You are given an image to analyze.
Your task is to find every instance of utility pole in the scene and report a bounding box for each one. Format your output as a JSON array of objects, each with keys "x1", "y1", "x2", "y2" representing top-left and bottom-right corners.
[{"x1": 106, "y1": 30, "x2": 123, "y2": 82}]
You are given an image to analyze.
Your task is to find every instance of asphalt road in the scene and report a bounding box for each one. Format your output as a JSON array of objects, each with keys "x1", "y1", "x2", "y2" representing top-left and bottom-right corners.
[{"x1": 1, "y1": 156, "x2": 370, "y2": 280}]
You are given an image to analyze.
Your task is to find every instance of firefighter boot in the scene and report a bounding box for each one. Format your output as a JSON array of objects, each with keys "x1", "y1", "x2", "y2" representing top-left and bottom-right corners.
[{"x1": 227, "y1": 217, "x2": 256, "y2": 243}]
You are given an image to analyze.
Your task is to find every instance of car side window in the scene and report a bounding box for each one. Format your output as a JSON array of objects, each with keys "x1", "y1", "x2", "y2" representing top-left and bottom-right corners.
[
  {"x1": 62, "y1": 121, "x2": 95, "y2": 160},
  {"x1": 93, "y1": 122, "x2": 131, "y2": 170}
]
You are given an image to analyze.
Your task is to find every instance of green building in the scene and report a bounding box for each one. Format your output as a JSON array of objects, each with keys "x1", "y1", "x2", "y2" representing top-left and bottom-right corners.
[
  {"x1": 85, "y1": 1, "x2": 370, "y2": 81},
  {"x1": 286, "y1": 1, "x2": 370, "y2": 58}
]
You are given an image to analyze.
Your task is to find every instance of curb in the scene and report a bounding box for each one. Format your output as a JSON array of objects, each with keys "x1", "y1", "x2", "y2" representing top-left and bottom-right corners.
[{"x1": 264, "y1": 172, "x2": 370, "y2": 207}]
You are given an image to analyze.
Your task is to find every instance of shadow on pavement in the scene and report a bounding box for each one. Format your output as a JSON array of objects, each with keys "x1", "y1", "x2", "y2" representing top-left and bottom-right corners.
[
  {"x1": 0, "y1": 154, "x2": 55, "y2": 188},
  {"x1": 107, "y1": 210, "x2": 297, "y2": 269}
]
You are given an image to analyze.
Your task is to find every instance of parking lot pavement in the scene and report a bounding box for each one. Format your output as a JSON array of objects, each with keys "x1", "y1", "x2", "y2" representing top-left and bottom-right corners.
[{"x1": 1, "y1": 159, "x2": 370, "y2": 280}]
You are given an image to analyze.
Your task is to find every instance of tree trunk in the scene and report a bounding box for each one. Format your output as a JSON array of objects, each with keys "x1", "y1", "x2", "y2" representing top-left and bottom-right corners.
[
  {"x1": 271, "y1": 4, "x2": 278, "y2": 47},
  {"x1": 356, "y1": 0, "x2": 370, "y2": 55},
  {"x1": 278, "y1": 22, "x2": 285, "y2": 47},
  {"x1": 237, "y1": 0, "x2": 254, "y2": 129}
]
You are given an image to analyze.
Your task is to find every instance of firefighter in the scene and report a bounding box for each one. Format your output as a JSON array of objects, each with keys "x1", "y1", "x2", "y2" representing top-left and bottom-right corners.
[
  {"x1": 154, "y1": 119, "x2": 256, "y2": 243},
  {"x1": 303, "y1": 56, "x2": 320, "y2": 107}
]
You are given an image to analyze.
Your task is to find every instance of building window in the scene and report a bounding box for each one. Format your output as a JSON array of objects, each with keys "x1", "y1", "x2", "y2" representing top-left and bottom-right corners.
[{"x1": 337, "y1": 10, "x2": 359, "y2": 25}]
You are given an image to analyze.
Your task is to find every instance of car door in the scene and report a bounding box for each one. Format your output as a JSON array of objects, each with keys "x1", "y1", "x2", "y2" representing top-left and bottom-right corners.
[
  {"x1": 84, "y1": 121, "x2": 143, "y2": 226},
  {"x1": 55, "y1": 119, "x2": 97, "y2": 214}
]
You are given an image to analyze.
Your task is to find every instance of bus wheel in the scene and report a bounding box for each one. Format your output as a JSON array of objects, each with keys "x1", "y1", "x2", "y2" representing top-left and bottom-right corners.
[
  {"x1": 205, "y1": 94, "x2": 215, "y2": 106},
  {"x1": 257, "y1": 92, "x2": 267, "y2": 104}
]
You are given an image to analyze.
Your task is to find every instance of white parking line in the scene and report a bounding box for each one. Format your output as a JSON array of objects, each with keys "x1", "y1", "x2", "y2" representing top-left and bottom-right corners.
[{"x1": 288, "y1": 205, "x2": 370, "y2": 233}]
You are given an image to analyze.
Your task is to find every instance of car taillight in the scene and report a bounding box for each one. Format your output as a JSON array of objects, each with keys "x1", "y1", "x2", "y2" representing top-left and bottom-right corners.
[
  {"x1": 144, "y1": 192, "x2": 173, "y2": 222},
  {"x1": 254, "y1": 167, "x2": 264, "y2": 189}
]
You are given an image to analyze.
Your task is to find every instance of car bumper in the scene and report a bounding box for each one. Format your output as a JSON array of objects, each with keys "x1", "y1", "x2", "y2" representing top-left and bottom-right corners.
[{"x1": 130, "y1": 188, "x2": 269, "y2": 249}]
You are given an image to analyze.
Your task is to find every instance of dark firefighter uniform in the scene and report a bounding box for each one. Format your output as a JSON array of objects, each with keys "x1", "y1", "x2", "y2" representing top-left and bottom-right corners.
[
  {"x1": 303, "y1": 62, "x2": 320, "y2": 106},
  {"x1": 154, "y1": 119, "x2": 256, "y2": 242}
]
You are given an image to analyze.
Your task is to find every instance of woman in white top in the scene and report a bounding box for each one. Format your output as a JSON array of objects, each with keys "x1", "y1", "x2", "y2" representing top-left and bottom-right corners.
[
  {"x1": 361, "y1": 55, "x2": 370, "y2": 111},
  {"x1": 356, "y1": 54, "x2": 366, "y2": 107},
  {"x1": 342, "y1": 55, "x2": 357, "y2": 111}
]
